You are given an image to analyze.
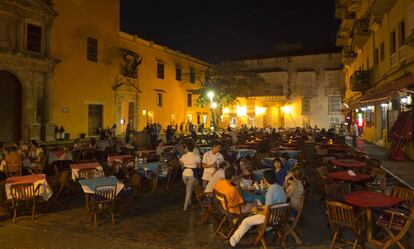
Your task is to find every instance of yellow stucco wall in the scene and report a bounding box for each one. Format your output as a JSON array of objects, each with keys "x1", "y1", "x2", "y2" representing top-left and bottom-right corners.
[
  {"x1": 51, "y1": 0, "x2": 121, "y2": 137},
  {"x1": 118, "y1": 32, "x2": 211, "y2": 131},
  {"x1": 49, "y1": 0, "x2": 211, "y2": 138},
  {"x1": 342, "y1": 0, "x2": 414, "y2": 146}
]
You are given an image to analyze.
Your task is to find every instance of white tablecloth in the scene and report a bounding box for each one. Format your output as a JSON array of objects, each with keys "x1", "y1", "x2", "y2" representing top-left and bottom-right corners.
[{"x1": 5, "y1": 174, "x2": 53, "y2": 201}]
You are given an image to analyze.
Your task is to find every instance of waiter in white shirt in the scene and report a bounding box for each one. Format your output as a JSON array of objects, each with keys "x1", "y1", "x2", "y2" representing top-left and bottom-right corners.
[{"x1": 202, "y1": 142, "x2": 224, "y2": 188}]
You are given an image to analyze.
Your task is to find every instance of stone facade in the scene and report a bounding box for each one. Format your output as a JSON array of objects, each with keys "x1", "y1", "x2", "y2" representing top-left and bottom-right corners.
[
  {"x1": 224, "y1": 48, "x2": 345, "y2": 129},
  {"x1": 0, "y1": 0, "x2": 58, "y2": 142}
]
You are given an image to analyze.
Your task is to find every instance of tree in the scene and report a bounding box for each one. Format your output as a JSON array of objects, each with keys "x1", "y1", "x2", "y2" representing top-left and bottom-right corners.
[{"x1": 190, "y1": 62, "x2": 266, "y2": 129}]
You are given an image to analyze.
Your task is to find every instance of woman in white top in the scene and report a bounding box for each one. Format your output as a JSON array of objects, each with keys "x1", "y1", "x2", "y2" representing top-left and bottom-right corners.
[{"x1": 180, "y1": 142, "x2": 201, "y2": 211}]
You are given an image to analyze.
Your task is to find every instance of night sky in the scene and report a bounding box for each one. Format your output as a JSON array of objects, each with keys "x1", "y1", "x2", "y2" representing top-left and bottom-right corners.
[{"x1": 121, "y1": 0, "x2": 339, "y2": 63}]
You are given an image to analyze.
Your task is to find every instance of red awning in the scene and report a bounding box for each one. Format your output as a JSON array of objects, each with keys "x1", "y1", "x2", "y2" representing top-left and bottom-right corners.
[{"x1": 348, "y1": 74, "x2": 414, "y2": 108}]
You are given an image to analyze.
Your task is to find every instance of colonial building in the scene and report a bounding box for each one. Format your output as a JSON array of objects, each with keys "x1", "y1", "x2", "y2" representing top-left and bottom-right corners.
[
  {"x1": 223, "y1": 48, "x2": 344, "y2": 129},
  {"x1": 336, "y1": 0, "x2": 414, "y2": 150},
  {"x1": 0, "y1": 0, "x2": 210, "y2": 142}
]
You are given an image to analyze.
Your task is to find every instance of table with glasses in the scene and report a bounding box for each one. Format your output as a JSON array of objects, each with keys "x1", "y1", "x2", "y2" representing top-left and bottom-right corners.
[
  {"x1": 234, "y1": 149, "x2": 256, "y2": 159},
  {"x1": 48, "y1": 150, "x2": 73, "y2": 165},
  {"x1": 328, "y1": 171, "x2": 371, "y2": 183},
  {"x1": 70, "y1": 162, "x2": 104, "y2": 180},
  {"x1": 5, "y1": 174, "x2": 53, "y2": 201},
  {"x1": 331, "y1": 159, "x2": 367, "y2": 169},
  {"x1": 78, "y1": 176, "x2": 125, "y2": 196},
  {"x1": 344, "y1": 191, "x2": 402, "y2": 241}
]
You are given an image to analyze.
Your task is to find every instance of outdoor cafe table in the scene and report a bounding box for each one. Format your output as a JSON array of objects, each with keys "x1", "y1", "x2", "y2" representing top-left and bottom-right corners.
[
  {"x1": 331, "y1": 159, "x2": 367, "y2": 169},
  {"x1": 234, "y1": 149, "x2": 256, "y2": 159},
  {"x1": 70, "y1": 162, "x2": 104, "y2": 180},
  {"x1": 198, "y1": 146, "x2": 211, "y2": 155},
  {"x1": 78, "y1": 176, "x2": 124, "y2": 196},
  {"x1": 327, "y1": 171, "x2": 370, "y2": 183},
  {"x1": 344, "y1": 191, "x2": 402, "y2": 241},
  {"x1": 48, "y1": 150, "x2": 73, "y2": 165},
  {"x1": 136, "y1": 161, "x2": 168, "y2": 179},
  {"x1": 5, "y1": 174, "x2": 53, "y2": 201},
  {"x1": 107, "y1": 155, "x2": 134, "y2": 165},
  {"x1": 273, "y1": 150, "x2": 301, "y2": 159},
  {"x1": 262, "y1": 157, "x2": 275, "y2": 168}
]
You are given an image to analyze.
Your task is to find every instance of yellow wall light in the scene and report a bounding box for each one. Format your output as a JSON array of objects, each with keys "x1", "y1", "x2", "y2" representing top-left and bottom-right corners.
[
  {"x1": 255, "y1": 106, "x2": 266, "y2": 115},
  {"x1": 281, "y1": 105, "x2": 292, "y2": 114},
  {"x1": 236, "y1": 106, "x2": 247, "y2": 116}
]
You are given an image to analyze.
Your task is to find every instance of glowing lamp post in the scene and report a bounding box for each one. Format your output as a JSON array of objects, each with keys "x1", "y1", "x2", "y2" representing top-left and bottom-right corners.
[{"x1": 207, "y1": 91, "x2": 216, "y2": 131}]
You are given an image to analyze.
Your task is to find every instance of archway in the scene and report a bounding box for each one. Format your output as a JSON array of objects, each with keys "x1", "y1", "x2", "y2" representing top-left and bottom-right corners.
[{"x1": 0, "y1": 71, "x2": 22, "y2": 142}]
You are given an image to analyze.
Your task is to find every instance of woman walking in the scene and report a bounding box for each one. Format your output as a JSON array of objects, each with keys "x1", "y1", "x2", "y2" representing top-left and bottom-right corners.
[{"x1": 179, "y1": 143, "x2": 201, "y2": 211}]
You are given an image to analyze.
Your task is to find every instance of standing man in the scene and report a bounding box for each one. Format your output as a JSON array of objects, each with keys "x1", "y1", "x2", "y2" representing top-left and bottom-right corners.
[
  {"x1": 202, "y1": 142, "x2": 224, "y2": 188},
  {"x1": 351, "y1": 122, "x2": 359, "y2": 147}
]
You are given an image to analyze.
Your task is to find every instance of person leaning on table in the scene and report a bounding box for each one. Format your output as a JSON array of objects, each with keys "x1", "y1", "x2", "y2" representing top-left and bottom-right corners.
[{"x1": 229, "y1": 169, "x2": 287, "y2": 247}]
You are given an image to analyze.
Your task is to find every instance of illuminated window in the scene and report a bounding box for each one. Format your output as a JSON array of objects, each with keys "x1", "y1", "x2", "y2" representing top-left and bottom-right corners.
[
  {"x1": 328, "y1": 97, "x2": 341, "y2": 114},
  {"x1": 302, "y1": 98, "x2": 311, "y2": 115}
]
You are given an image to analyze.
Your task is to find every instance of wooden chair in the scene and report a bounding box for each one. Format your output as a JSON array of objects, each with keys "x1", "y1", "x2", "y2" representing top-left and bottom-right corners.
[
  {"x1": 116, "y1": 173, "x2": 141, "y2": 214},
  {"x1": 78, "y1": 168, "x2": 99, "y2": 179},
  {"x1": 367, "y1": 167, "x2": 386, "y2": 193},
  {"x1": 285, "y1": 194, "x2": 305, "y2": 246},
  {"x1": 325, "y1": 201, "x2": 366, "y2": 249},
  {"x1": 5, "y1": 153, "x2": 21, "y2": 177},
  {"x1": 390, "y1": 186, "x2": 414, "y2": 210},
  {"x1": 10, "y1": 183, "x2": 41, "y2": 223},
  {"x1": 212, "y1": 189, "x2": 246, "y2": 239},
  {"x1": 90, "y1": 185, "x2": 117, "y2": 227},
  {"x1": 374, "y1": 205, "x2": 414, "y2": 249},
  {"x1": 254, "y1": 203, "x2": 290, "y2": 249},
  {"x1": 316, "y1": 166, "x2": 331, "y2": 193},
  {"x1": 325, "y1": 183, "x2": 351, "y2": 202},
  {"x1": 194, "y1": 183, "x2": 217, "y2": 225},
  {"x1": 151, "y1": 160, "x2": 181, "y2": 194},
  {"x1": 44, "y1": 170, "x2": 72, "y2": 211}
]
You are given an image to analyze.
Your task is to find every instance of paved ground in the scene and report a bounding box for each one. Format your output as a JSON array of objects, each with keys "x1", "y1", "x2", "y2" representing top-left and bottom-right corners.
[{"x1": 0, "y1": 143, "x2": 409, "y2": 249}]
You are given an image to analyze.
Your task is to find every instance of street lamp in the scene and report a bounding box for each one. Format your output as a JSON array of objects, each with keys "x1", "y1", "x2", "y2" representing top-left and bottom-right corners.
[{"x1": 207, "y1": 91, "x2": 215, "y2": 131}]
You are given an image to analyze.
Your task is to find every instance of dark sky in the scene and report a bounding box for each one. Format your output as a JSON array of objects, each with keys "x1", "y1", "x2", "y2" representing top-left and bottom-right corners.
[{"x1": 120, "y1": 0, "x2": 339, "y2": 63}]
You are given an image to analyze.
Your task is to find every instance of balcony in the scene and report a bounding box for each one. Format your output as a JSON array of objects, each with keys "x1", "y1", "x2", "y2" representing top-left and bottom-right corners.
[
  {"x1": 340, "y1": 11, "x2": 356, "y2": 32},
  {"x1": 351, "y1": 18, "x2": 371, "y2": 48},
  {"x1": 371, "y1": 0, "x2": 397, "y2": 22},
  {"x1": 350, "y1": 70, "x2": 371, "y2": 92},
  {"x1": 342, "y1": 46, "x2": 357, "y2": 65},
  {"x1": 335, "y1": 0, "x2": 346, "y2": 19},
  {"x1": 336, "y1": 32, "x2": 347, "y2": 46}
]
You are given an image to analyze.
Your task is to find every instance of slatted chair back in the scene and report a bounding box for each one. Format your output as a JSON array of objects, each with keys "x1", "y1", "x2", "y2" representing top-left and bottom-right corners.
[
  {"x1": 368, "y1": 167, "x2": 387, "y2": 193},
  {"x1": 325, "y1": 201, "x2": 356, "y2": 230},
  {"x1": 78, "y1": 168, "x2": 98, "y2": 179},
  {"x1": 94, "y1": 185, "x2": 116, "y2": 201},
  {"x1": 265, "y1": 203, "x2": 290, "y2": 228},
  {"x1": 325, "y1": 183, "x2": 350, "y2": 201},
  {"x1": 10, "y1": 183, "x2": 36, "y2": 202},
  {"x1": 377, "y1": 205, "x2": 414, "y2": 249},
  {"x1": 391, "y1": 186, "x2": 414, "y2": 209},
  {"x1": 316, "y1": 166, "x2": 328, "y2": 177},
  {"x1": 5, "y1": 153, "x2": 21, "y2": 177}
]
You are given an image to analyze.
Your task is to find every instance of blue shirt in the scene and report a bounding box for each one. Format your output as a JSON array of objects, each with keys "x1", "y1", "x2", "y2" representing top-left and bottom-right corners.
[
  {"x1": 265, "y1": 183, "x2": 286, "y2": 206},
  {"x1": 276, "y1": 168, "x2": 287, "y2": 186},
  {"x1": 283, "y1": 159, "x2": 297, "y2": 171}
]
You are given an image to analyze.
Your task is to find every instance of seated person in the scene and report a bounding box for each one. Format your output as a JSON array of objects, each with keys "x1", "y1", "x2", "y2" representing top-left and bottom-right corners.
[
  {"x1": 237, "y1": 158, "x2": 254, "y2": 181},
  {"x1": 230, "y1": 169, "x2": 286, "y2": 247},
  {"x1": 281, "y1": 152, "x2": 297, "y2": 172},
  {"x1": 285, "y1": 165, "x2": 305, "y2": 214},
  {"x1": 213, "y1": 166, "x2": 252, "y2": 214},
  {"x1": 204, "y1": 161, "x2": 229, "y2": 194},
  {"x1": 273, "y1": 157, "x2": 287, "y2": 186}
]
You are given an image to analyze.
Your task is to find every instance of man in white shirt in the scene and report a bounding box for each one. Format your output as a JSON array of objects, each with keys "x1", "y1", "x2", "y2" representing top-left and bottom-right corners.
[
  {"x1": 204, "y1": 161, "x2": 229, "y2": 193},
  {"x1": 202, "y1": 142, "x2": 224, "y2": 188}
]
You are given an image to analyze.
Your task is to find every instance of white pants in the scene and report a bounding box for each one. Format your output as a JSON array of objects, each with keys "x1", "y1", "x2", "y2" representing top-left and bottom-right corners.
[
  {"x1": 231, "y1": 214, "x2": 265, "y2": 245},
  {"x1": 182, "y1": 175, "x2": 195, "y2": 210}
]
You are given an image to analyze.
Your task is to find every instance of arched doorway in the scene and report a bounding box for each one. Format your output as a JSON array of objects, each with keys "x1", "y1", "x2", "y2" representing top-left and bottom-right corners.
[{"x1": 0, "y1": 71, "x2": 22, "y2": 142}]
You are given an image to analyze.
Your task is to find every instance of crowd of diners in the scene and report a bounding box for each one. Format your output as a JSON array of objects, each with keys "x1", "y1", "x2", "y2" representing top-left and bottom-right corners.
[{"x1": 0, "y1": 123, "x2": 412, "y2": 248}]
